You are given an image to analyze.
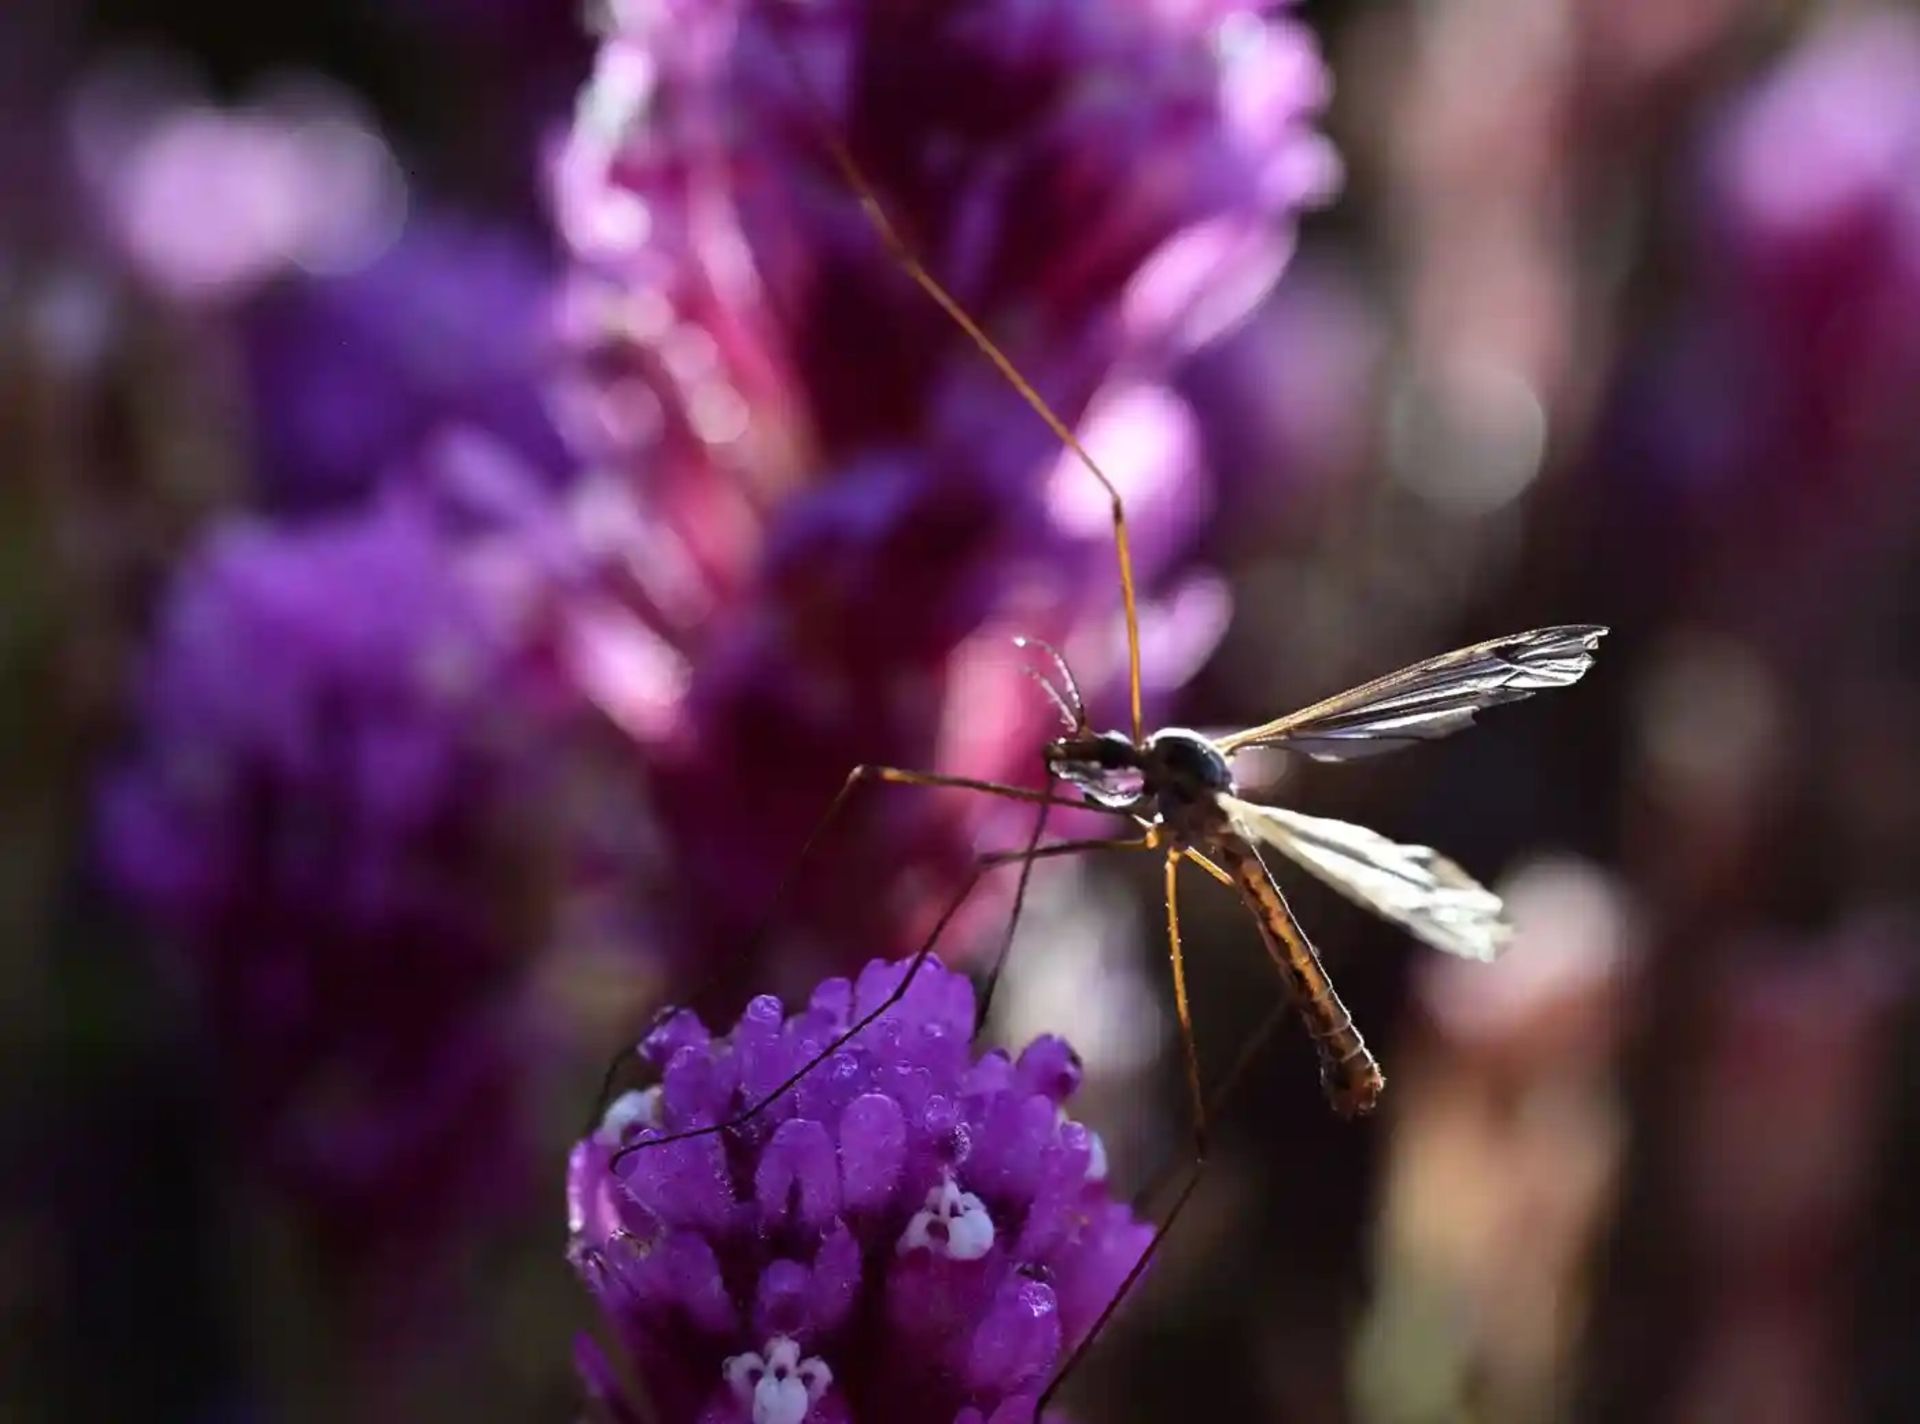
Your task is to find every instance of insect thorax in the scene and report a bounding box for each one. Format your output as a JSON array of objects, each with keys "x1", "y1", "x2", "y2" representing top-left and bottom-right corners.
[{"x1": 1142, "y1": 727, "x2": 1235, "y2": 829}]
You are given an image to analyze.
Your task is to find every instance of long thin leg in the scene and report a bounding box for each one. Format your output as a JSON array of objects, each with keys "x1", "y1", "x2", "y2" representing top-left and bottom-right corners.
[
  {"x1": 608, "y1": 832, "x2": 1152, "y2": 1167},
  {"x1": 1139, "y1": 993, "x2": 1296, "y2": 1208},
  {"x1": 1212, "y1": 995, "x2": 1297, "y2": 1119},
  {"x1": 588, "y1": 763, "x2": 1120, "y2": 1126},
  {"x1": 757, "y1": 19, "x2": 1144, "y2": 745},
  {"x1": 671, "y1": 763, "x2": 1092, "y2": 1016},
  {"x1": 1162, "y1": 851, "x2": 1209, "y2": 1159},
  {"x1": 1183, "y1": 846, "x2": 1233, "y2": 888},
  {"x1": 1040, "y1": 849, "x2": 1210, "y2": 1409},
  {"x1": 1044, "y1": 855, "x2": 1391, "y2": 1401},
  {"x1": 976, "y1": 837, "x2": 1150, "y2": 871},
  {"x1": 975, "y1": 780, "x2": 1055, "y2": 1026},
  {"x1": 725, "y1": 27, "x2": 1202, "y2": 1408},
  {"x1": 978, "y1": 819, "x2": 1179, "y2": 1025},
  {"x1": 1042, "y1": 987, "x2": 1301, "y2": 1409}
]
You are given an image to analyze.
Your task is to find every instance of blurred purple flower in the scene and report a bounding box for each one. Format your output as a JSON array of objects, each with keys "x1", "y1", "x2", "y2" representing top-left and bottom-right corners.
[
  {"x1": 97, "y1": 464, "x2": 567, "y2": 1260},
  {"x1": 547, "y1": 0, "x2": 1334, "y2": 974},
  {"x1": 68, "y1": 57, "x2": 407, "y2": 305},
  {"x1": 570, "y1": 956, "x2": 1150, "y2": 1423},
  {"x1": 242, "y1": 215, "x2": 573, "y2": 511},
  {"x1": 1181, "y1": 254, "x2": 1384, "y2": 517},
  {"x1": 63, "y1": 44, "x2": 604, "y2": 1289},
  {"x1": 1670, "y1": 919, "x2": 1914, "y2": 1423},
  {"x1": 1612, "y1": 11, "x2": 1920, "y2": 543},
  {"x1": 57, "y1": 54, "x2": 576, "y2": 524},
  {"x1": 1703, "y1": 10, "x2": 1920, "y2": 436}
]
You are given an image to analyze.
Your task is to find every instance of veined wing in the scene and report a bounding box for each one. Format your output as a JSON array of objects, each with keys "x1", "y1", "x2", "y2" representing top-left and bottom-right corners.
[
  {"x1": 1222, "y1": 796, "x2": 1510, "y2": 961},
  {"x1": 1215, "y1": 625, "x2": 1606, "y2": 761}
]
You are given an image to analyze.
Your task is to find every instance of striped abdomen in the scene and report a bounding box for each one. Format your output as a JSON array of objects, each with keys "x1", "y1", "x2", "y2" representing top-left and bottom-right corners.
[{"x1": 1216, "y1": 835, "x2": 1384, "y2": 1117}]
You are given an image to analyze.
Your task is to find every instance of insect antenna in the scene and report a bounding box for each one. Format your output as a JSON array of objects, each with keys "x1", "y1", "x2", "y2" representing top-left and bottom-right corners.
[
  {"x1": 1018, "y1": 663, "x2": 1081, "y2": 734},
  {"x1": 1013, "y1": 634, "x2": 1089, "y2": 732}
]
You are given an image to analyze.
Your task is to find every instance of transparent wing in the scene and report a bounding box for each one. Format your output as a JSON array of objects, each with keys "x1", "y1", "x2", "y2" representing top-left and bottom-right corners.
[
  {"x1": 1223, "y1": 796, "x2": 1510, "y2": 961},
  {"x1": 1215, "y1": 625, "x2": 1607, "y2": 761}
]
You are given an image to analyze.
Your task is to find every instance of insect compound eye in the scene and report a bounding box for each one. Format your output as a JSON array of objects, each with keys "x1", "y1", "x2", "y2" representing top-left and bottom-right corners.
[{"x1": 1045, "y1": 732, "x2": 1145, "y2": 809}]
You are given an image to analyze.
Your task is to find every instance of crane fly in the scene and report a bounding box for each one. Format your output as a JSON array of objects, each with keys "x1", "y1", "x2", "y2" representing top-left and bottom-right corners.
[
  {"x1": 1028, "y1": 623, "x2": 1606, "y2": 1117},
  {"x1": 600, "y1": 0, "x2": 1609, "y2": 1406}
]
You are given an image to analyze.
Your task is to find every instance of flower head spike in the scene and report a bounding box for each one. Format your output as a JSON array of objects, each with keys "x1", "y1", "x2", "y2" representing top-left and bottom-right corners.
[
  {"x1": 549, "y1": 0, "x2": 1337, "y2": 976},
  {"x1": 96, "y1": 465, "x2": 581, "y2": 1262},
  {"x1": 569, "y1": 957, "x2": 1152, "y2": 1422}
]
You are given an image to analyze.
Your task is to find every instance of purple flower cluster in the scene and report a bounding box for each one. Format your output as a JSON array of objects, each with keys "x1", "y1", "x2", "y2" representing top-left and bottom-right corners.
[
  {"x1": 73, "y1": 39, "x2": 599, "y2": 1271},
  {"x1": 98, "y1": 473, "x2": 562, "y2": 1256},
  {"x1": 569, "y1": 958, "x2": 1150, "y2": 1423},
  {"x1": 550, "y1": 0, "x2": 1335, "y2": 972},
  {"x1": 241, "y1": 215, "x2": 574, "y2": 512}
]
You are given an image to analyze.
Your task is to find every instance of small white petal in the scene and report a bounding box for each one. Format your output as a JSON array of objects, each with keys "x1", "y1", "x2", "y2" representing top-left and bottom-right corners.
[
  {"x1": 1084, "y1": 1129, "x2": 1109, "y2": 1184},
  {"x1": 727, "y1": 1337, "x2": 829, "y2": 1423},
  {"x1": 1056, "y1": 1105, "x2": 1109, "y2": 1183},
  {"x1": 797, "y1": 1357, "x2": 833, "y2": 1402},
  {"x1": 596, "y1": 1086, "x2": 662, "y2": 1145},
  {"x1": 895, "y1": 1174, "x2": 996, "y2": 1260},
  {"x1": 898, "y1": 1212, "x2": 934, "y2": 1254},
  {"x1": 723, "y1": 1350, "x2": 766, "y2": 1402},
  {"x1": 753, "y1": 1372, "x2": 811, "y2": 1424},
  {"x1": 944, "y1": 1189, "x2": 995, "y2": 1261}
]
